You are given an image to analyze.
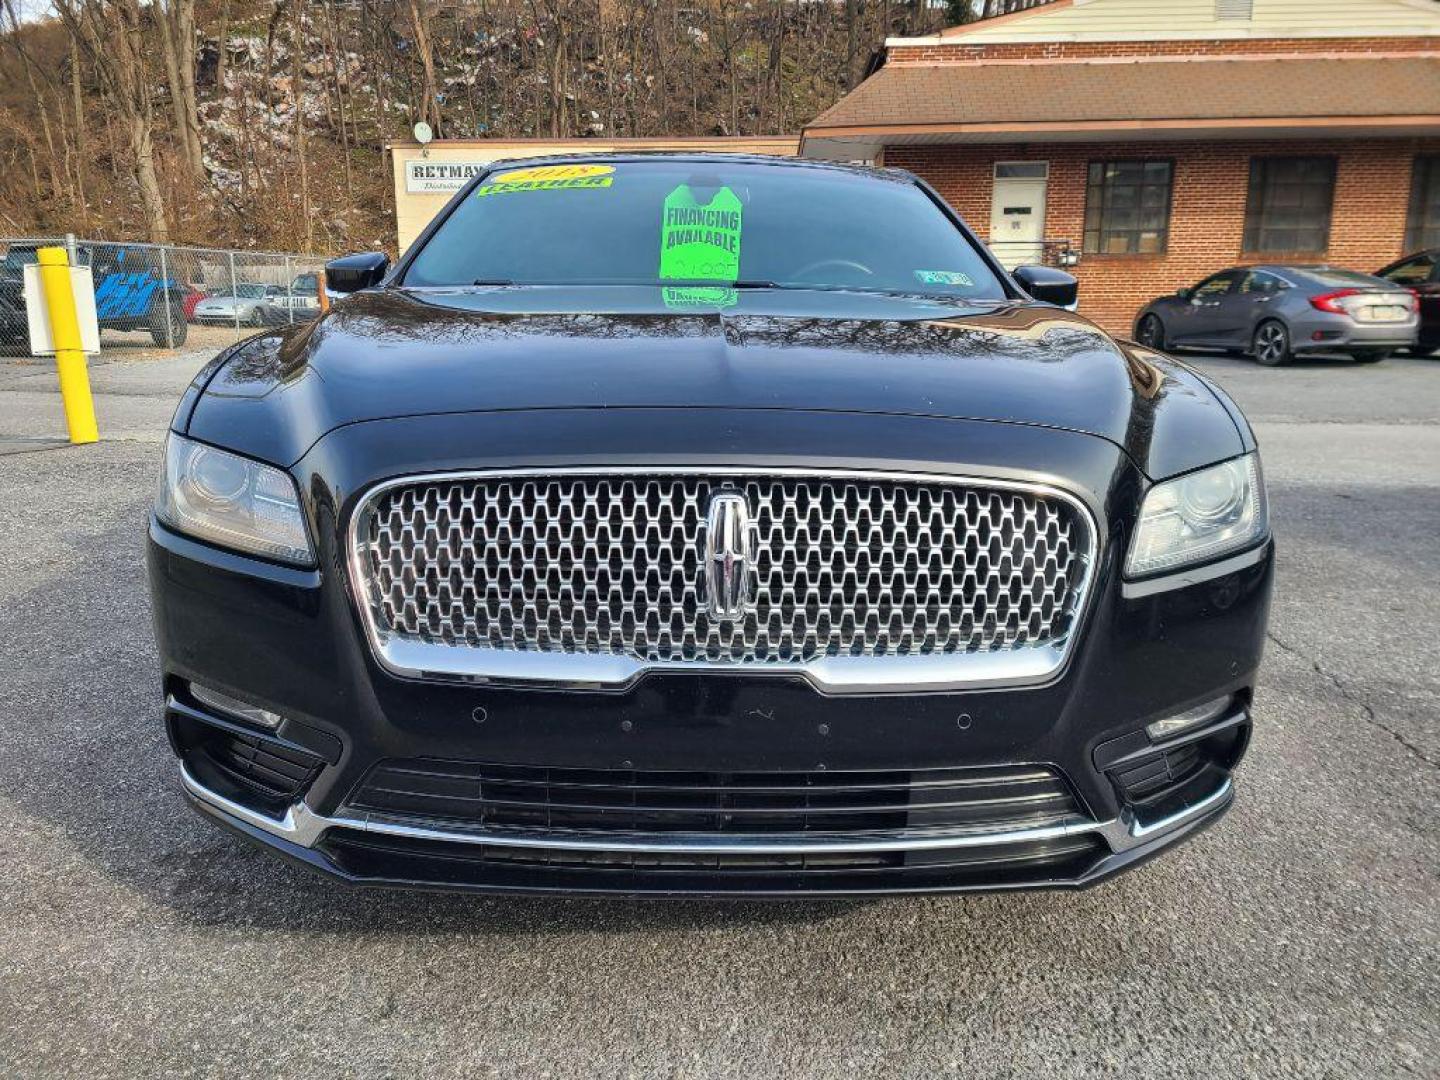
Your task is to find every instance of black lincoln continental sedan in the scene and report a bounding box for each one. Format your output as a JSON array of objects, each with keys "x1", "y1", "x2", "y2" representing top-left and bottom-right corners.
[{"x1": 147, "y1": 155, "x2": 1273, "y2": 896}]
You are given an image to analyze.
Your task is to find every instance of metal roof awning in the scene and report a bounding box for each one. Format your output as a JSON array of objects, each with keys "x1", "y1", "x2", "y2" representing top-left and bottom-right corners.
[{"x1": 801, "y1": 54, "x2": 1440, "y2": 159}]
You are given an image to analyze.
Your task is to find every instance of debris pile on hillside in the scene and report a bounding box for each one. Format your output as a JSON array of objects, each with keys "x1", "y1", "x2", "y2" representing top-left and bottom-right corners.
[{"x1": 0, "y1": 0, "x2": 970, "y2": 252}]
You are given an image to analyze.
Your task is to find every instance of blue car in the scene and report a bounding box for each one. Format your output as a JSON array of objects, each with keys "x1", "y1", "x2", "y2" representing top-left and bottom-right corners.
[{"x1": 1, "y1": 243, "x2": 191, "y2": 350}]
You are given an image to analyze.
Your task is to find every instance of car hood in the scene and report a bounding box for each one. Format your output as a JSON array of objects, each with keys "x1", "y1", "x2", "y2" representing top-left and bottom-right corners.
[{"x1": 183, "y1": 285, "x2": 1246, "y2": 478}]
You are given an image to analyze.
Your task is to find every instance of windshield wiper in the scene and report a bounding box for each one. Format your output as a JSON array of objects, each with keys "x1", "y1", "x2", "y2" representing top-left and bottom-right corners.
[
  {"x1": 662, "y1": 279, "x2": 959, "y2": 300},
  {"x1": 455, "y1": 277, "x2": 979, "y2": 302}
]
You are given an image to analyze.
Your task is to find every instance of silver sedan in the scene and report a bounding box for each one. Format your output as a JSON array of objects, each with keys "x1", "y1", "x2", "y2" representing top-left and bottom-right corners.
[
  {"x1": 192, "y1": 284, "x2": 289, "y2": 327},
  {"x1": 1134, "y1": 265, "x2": 1418, "y2": 365}
]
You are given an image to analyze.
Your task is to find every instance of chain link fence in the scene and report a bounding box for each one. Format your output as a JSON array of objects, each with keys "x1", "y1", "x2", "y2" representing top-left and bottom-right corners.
[{"x1": 0, "y1": 237, "x2": 327, "y2": 358}]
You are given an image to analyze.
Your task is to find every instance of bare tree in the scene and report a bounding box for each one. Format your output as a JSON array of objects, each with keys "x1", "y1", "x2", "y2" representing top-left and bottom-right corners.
[
  {"x1": 291, "y1": 0, "x2": 311, "y2": 250},
  {"x1": 407, "y1": 0, "x2": 442, "y2": 137},
  {"x1": 156, "y1": 0, "x2": 204, "y2": 184},
  {"x1": 54, "y1": 0, "x2": 168, "y2": 241}
]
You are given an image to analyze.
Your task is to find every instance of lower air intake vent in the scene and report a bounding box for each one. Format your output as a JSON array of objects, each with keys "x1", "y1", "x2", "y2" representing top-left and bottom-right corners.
[
  {"x1": 169, "y1": 701, "x2": 324, "y2": 809},
  {"x1": 206, "y1": 728, "x2": 322, "y2": 800},
  {"x1": 346, "y1": 759, "x2": 1082, "y2": 837}
]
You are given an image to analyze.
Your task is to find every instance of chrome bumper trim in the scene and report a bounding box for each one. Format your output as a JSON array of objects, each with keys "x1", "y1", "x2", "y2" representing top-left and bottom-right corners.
[
  {"x1": 370, "y1": 637, "x2": 1075, "y2": 695},
  {"x1": 181, "y1": 763, "x2": 1232, "y2": 859}
]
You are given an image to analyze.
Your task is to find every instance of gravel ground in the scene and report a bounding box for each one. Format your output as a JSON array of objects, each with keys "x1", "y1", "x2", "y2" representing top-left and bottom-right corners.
[{"x1": 0, "y1": 348, "x2": 1435, "y2": 1079}]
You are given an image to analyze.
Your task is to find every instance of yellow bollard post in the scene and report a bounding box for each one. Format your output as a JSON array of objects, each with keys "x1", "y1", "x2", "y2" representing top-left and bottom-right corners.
[{"x1": 36, "y1": 246, "x2": 99, "y2": 445}]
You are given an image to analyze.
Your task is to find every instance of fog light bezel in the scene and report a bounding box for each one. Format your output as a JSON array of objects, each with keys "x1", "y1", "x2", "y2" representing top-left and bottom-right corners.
[
  {"x1": 189, "y1": 681, "x2": 284, "y2": 730},
  {"x1": 1145, "y1": 695, "x2": 1233, "y2": 743}
]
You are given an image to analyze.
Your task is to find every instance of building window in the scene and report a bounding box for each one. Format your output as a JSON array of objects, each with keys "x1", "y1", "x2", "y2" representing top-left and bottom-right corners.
[
  {"x1": 995, "y1": 161, "x2": 1048, "y2": 180},
  {"x1": 1083, "y1": 160, "x2": 1173, "y2": 254},
  {"x1": 1243, "y1": 156, "x2": 1336, "y2": 254},
  {"x1": 1405, "y1": 156, "x2": 1440, "y2": 252}
]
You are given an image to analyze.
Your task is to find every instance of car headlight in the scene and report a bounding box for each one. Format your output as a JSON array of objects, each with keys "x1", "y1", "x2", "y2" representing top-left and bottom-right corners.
[
  {"x1": 1126, "y1": 453, "x2": 1267, "y2": 578},
  {"x1": 155, "y1": 434, "x2": 314, "y2": 566}
]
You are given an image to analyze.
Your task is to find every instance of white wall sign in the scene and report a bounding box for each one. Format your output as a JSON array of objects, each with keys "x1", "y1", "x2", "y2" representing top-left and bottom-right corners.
[
  {"x1": 24, "y1": 264, "x2": 101, "y2": 355},
  {"x1": 404, "y1": 160, "x2": 492, "y2": 194}
]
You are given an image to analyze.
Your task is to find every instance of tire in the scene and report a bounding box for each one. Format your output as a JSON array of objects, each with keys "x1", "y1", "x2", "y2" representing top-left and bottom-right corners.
[
  {"x1": 1251, "y1": 320, "x2": 1291, "y2": 366},
  {"x1": 247, "y1": 308, "x2": 267, "y2": 327},
  {"x1": 149, "y1": 297, "x2": 188, "y2": 347},
  {"x1": 1352, "y1": 350, "x2": 1390, "y2": 364},
  {"x1": 1135, "y1": 313, "x2": 1166, "y2": 350}
]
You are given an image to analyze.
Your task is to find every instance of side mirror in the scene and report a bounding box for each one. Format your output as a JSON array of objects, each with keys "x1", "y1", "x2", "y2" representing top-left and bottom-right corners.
[
  {"x1": 1176, "y1": 286, "x2": 1193, "y2": 301},
  {"x1": 324, "y1": 251, "x2": 390, "y2": 294},
  {"x1": 1013, "y1": 264, "x2": 1078, "y2": 308}
]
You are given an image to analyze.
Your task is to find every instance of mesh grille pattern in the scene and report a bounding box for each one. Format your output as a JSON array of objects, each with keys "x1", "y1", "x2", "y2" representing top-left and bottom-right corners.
[{"x1": 355, "y1": 473, "x2": 1088, "y2": 666}]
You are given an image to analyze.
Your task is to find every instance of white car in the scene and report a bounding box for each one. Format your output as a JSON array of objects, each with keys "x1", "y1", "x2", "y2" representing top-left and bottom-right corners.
[{"x1": 192, "y1": 284, "x2": 288, "y2": 327}]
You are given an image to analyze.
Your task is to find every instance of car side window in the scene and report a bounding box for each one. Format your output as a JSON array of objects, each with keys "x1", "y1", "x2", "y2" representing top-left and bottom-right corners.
[
  {"x1": 1239, "y1": 271, "x2": 1283, "y2": 295},
  {"x1": 1383, "y1": 254, "x2": 1436, "y2": 285},
  {"x1": 1192, "y1": 271, "x2": 1239, "y2": 299}
]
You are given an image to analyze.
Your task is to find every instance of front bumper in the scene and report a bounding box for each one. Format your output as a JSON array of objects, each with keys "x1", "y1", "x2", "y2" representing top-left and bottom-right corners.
[
  {"x1": 150, "y1": 531, "x2": 1270, "y2": 895},
  {"x1": 148, "y1": 409, "x2": 1273, "y2": 896},
  {"x1": 180, "y1": 755, "x2": 1236, "y2": 896}
]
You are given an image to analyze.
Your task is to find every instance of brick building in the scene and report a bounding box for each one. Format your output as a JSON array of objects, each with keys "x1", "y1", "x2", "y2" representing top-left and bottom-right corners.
[{"x1": 800, "y1": 0, "x2": 1440, "y2": 335}]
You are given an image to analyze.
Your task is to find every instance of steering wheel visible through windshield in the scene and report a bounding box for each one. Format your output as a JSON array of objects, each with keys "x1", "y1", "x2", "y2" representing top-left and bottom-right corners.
[{"x1": 401, "y1": 160, "x2": 1005, "y2": 300}]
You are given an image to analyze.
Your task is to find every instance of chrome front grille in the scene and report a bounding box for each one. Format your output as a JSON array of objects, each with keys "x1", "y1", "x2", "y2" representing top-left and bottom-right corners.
[{"x1": 350, "y1": 469, "x2": 1094, "y2": 689}]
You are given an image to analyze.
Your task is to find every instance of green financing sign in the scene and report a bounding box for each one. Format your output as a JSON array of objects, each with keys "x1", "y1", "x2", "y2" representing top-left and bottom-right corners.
[{"x1": 659, "y1": 185, "x2": 743, "y2": 283}]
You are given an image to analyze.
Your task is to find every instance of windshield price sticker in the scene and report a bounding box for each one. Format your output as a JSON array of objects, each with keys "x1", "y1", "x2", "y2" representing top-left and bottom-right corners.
[
  {"x1": 914, "y1": 270, "x2": 974, "y2": 287},
  {"x1": 660, "y1": 186, "x2": 743, "y2": 282},
  {"x1": 475, "y1": 164, "x2": 615, "y2": 197}
]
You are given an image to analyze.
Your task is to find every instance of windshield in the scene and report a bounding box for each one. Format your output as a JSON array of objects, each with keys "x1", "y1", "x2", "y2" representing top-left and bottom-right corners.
[{"x1": 402, "y1": 160, "x2": 1005, "y2": 300}]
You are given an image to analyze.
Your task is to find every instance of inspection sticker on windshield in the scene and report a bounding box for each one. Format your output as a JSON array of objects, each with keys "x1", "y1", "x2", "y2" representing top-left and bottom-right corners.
[
  {"x1": 914, "y1": 270, "x2": 974, "y2": 286},
  {"x1": 662, "y1": 286, "x2": 739, "y2": 311},
  {"x1": 475, "y1": 164, "x2": 615, "y2": 197},
  {"x1": 660, "y1": 185, "x2": 743, "y2": 282}
]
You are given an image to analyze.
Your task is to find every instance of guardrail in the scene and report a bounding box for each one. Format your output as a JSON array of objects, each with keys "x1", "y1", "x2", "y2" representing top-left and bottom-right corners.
[{"x1": 1, "y1": 236, "x2": 327, "y2": 358}]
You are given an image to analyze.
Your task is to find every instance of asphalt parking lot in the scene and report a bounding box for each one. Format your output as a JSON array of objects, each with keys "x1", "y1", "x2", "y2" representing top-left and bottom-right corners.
[{"x1": 0, "y1": 347, "x2": 1436, "y2": 1078}]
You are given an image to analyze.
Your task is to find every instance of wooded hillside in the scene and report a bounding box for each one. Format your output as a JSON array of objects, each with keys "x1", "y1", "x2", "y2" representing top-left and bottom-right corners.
[{"x1": 0, "y1": 1, "x2": 1049, "y2": 253}]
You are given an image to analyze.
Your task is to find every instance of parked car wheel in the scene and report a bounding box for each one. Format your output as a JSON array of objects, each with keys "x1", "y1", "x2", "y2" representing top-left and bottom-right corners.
[
  {"x1": 1252, "y1": 320, "x2": 1291, "y2": 366},
  {"x1": 247, "y1": 308, "x2": 268, "y2": 327},
  {"x1": 1352, "y1": 350, "x2": 1390, "y2": 364},
  {"x1": 1135, "y1": 313, "x2": 1166, "y2": 350},
  {"x1": 149, "y1": 298, "x2": 188, "y2": 347}
]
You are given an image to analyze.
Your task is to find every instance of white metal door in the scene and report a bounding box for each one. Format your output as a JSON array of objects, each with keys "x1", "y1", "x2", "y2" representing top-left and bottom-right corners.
[{"x1": 990, "y1": 162, "x2": 1048, "y2": 270}]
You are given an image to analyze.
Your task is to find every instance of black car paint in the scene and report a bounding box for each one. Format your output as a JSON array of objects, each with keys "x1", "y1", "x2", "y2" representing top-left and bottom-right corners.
[
  {"x1": 181, "y1": 287, "x2": 1245, "y2": 482},
  {"x1": 1377, "y1": 249, "x2": 1440, "y2": 350},
  {"x1": 150, "y1": 156, "x2": 1270, "y2": 895}
]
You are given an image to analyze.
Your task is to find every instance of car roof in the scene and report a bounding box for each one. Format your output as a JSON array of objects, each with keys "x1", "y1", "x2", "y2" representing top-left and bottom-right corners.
[
  {"x1": 1255, "y1": 264, "x2": 1401, "y2": 287},
  {"x1": 475, "y1": 151, "x2": 913, "y2": 185}
]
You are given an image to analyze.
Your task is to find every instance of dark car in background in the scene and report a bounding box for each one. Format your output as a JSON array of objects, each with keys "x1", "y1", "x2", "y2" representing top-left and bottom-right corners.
[
  {"x1": 1135, "y1": 265, "x2": 1418, "y2": 365},
  {"x1": 1376, "y1": 249, "x2": 1440, "y2": 355},
  {"x1": 0, "y1": 242, "x2": 191, "y2": 350},
  {"x1": 149, "y1": 155, "x2": 1273, "y2": 896}
]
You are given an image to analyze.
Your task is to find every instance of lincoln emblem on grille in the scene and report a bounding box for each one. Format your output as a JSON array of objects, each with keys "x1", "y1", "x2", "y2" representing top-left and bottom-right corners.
[{"x1": 703, "y1": 491, "x2": 755, "y2": 621}]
